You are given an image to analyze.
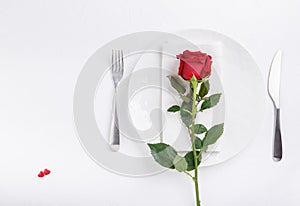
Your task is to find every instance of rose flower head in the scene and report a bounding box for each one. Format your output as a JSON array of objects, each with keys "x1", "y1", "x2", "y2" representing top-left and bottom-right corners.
[{"x1": 176, "y1": 50, "x2": 212, "y2": 80}]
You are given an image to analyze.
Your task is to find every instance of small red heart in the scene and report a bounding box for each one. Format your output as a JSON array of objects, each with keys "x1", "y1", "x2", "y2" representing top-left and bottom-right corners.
[
  {"x1": 38, "y1": 171, "x2": 44, "y2": 178},
  {"x1": 44, "y1": 169, "x2": 51, "y2": 175}
]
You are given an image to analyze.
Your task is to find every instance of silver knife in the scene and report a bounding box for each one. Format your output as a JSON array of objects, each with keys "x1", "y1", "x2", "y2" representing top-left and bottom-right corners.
[{"x1": 267, "y1": 50, "x2": 283, "y2": 161}]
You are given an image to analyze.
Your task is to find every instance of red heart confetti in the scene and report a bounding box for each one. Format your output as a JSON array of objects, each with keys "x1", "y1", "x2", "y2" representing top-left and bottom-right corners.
[
  {"x1": 44, "y1": 169, "x2": 51, "y2": 175},
  {"x1": 38, "y1": 171, "x2": 44, "y2": 178}
]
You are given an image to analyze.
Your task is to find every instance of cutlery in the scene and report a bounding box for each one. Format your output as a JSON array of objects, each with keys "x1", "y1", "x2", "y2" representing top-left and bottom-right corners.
[
  {"x1": 109, "y1": 50, "x2": 124, "y2": 151},
  {"x1": 267, "y1": 50, "x2": 282, "y2": 161}
]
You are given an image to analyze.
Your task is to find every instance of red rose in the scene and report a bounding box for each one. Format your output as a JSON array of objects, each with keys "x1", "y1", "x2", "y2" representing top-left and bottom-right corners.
[{"x1": 176, "y1": 50, "x2": 212, "y2": 80}]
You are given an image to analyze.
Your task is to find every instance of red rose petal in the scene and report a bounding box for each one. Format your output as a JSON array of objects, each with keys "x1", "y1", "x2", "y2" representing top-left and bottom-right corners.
[
  {"x1": 38, "y1": 171, "x2": 44, "y2": 178},
  {"x1": 177, "y1": 50, "x2": 212, "y2": 80},
  {"x1": 44, "y1": 169, "x2": 51, "y2": 175}
]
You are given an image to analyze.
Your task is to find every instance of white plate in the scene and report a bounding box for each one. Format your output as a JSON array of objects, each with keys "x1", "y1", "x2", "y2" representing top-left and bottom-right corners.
[{"x1": 73, "y1": 30, "x2": 266, "y2": 177}]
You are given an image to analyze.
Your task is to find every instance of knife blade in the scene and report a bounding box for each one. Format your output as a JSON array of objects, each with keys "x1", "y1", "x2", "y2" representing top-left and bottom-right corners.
[{"x1": 267, "y1": 50, "x2": 282, "y2": 161}]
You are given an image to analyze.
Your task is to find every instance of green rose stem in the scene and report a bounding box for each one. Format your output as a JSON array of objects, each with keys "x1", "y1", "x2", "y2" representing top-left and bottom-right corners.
[
  {"x1": 190, "y1": 77, "x2": 201, "y2": 206},
  {"x1": 148, "y1": 73, "x2": 224, "y2": 206}
]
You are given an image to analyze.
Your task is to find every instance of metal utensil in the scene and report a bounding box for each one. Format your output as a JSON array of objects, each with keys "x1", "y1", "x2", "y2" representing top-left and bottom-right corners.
[
  {"x1": 109, "y1": 50, "x2": 124, "y2": 151},
  {"x1": 267, "y1": 50, "x2": 282, "y2": 161}
]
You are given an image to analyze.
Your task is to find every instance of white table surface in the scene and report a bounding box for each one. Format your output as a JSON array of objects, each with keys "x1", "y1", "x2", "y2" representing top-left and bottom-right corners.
[{"x1": 1, "y1": 0, "x2": 300, "y2": 205}]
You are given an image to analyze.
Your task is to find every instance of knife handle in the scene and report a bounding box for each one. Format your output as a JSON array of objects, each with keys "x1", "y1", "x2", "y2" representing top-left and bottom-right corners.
[{"x1": 273, "y1": 108, "x2": 282, "y2": 161}]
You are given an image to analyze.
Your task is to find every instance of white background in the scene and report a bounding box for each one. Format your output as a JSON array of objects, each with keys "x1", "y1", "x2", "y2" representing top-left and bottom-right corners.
[{"x1": 0, "y1": 0, "x2": 300, "y2": 205}]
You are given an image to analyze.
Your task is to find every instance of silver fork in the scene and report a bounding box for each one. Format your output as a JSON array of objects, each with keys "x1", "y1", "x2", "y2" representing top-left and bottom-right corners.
[{"x1": 109, "y1": 50, "x2": 124, "y2": 151}]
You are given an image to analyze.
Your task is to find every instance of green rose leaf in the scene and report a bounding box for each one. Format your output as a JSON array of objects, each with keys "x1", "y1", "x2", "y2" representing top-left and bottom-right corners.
[
  {"x1": 199, "y1": 80, "x2": 210, "y2": 98},
  {"x1": 167, "y1": 105, "x2": 180, "y2": 113},
  {"x1": 184, "y1": 151, "x2": 202, "y2": 171},
  {"x1": 180, "y1": 95, "x2": 191, "y2": 103},
  {"x1": 173, "y1": 155, "x2": 188, "y2": 172},
  {"x1": 147, "y1": 143, "x2": 178, "y2": 169},
  {"x1": 167, "y1": 76, "x2": 186, "y2": 94},
  {"x1": 180, "y1": 101, "x2": 193, "y2": 127},
  {"x1": 203, "y1": 123, "x2": 224, "y2": 147},
  {"x1": 200, "y1": 93, "x2": 222, "y2": 111},
  {"x1": 194, "y1": 137, "x2": 202, "y2": 149},
  {"x1": 194, "y1": 124, "x2": 207, "y2": 134}
]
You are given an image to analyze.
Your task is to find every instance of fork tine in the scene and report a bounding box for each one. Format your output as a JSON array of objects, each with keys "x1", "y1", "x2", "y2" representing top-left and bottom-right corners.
[
  {"x1": 117, "y1": 50, "x2": 121, "y2": 72},
  {"x1": 114, "y1": 50, "x2": 118, "y2": 72},
  {"x1": 111, "y1": 49, "x2": 124, "y2": 74},
  {"x1": 120, "y1": 50, "x2": 124, "y2": 74},
  {"x1": 117, "y1": 50, "x2": 121, "y2": 73},
  {"x1": 111, "y1": 50, "x2": 113, "y2": 70},
  {"x1": 116, "y1": 50, "x2": 119, "y2": 72},
  {"x1": 112, "y1": 50, "x2": 115, "y2": 71}
]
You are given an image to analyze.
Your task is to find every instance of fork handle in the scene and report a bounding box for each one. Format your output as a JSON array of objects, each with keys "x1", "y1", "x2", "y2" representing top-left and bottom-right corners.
[
  {"x1": 109, "y1": 90, "x2": 120, "y2": 151},
  {"x1": 273, "y1": 108, "x2": 282, "y2": 161}
]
